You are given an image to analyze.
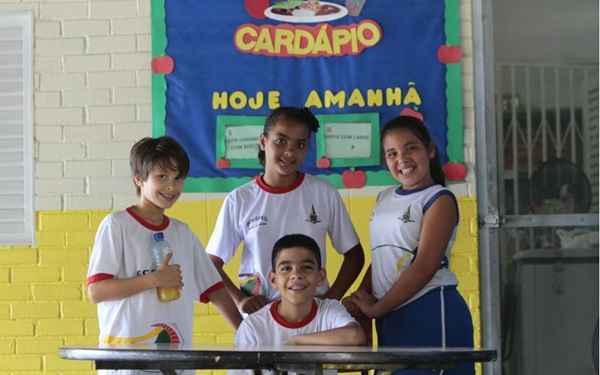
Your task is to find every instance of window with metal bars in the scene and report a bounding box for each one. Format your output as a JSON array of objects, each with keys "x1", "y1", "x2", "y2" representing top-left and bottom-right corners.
[{"x1": 0, "y1": 11, "x2": 34, "y2": 245}]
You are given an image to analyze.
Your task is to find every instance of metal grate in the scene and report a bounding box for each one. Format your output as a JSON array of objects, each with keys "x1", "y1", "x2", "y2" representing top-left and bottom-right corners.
[
  {"x1": 496, "y1": 63, "x2": 599, "y2": 216},
  {"x1": 585, "y1": 83, "x2": 599, "y2": 209}
]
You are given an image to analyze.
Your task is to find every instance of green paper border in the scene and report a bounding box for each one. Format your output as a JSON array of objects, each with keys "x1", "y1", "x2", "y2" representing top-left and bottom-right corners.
[
  {"x1": 444, "y1": 0, "x2": 464, "y2": 163},
  {"x1": 216, "y1": 115, "x2": 265, "y2": 169},
  {"x1": 151, "y1": 0, "x2": 167, "y2": 137},
  {"x1": 184, "y1": 176, "x2": 253, "y2": 192},
  {"x1": 182, "y1": 170, "x2": 397, "y2": 191},
  {"x1": 151, "y1": 0, "x2": 464, "y2": 191},
  {"x1": 315, "y1": 113, "x2": 380, "y2": 168}
]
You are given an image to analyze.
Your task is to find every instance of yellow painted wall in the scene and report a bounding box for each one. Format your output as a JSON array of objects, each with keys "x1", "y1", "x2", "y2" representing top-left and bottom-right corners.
[{"x1": 0, "y1": 196, "x2": 479, "y2": 374}]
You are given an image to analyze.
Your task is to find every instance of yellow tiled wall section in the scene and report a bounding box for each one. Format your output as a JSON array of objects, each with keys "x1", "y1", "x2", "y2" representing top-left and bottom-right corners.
[{"x1": 0, "y1": 196, "x2": 479, "y2": 375}]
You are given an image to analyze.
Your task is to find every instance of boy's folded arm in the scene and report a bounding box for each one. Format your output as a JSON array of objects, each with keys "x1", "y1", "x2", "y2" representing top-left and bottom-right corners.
[
  {"x1": 287, "y1": 322, "x2": 366, "y2": 346},
  {"x1": 87, "y1": 273, "x2": 158, "y2": 303}
]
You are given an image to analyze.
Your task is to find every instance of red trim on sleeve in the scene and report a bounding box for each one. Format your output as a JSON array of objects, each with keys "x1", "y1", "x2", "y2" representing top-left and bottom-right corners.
[
  {"x1": 255, "y1": 173, "x2": 304, "y2": 194},
  {"x1": 126, "y1": 206, "x2": 170, "y2": 231},
  {"x1": 270, "y1": 299, "x2": 318, "y2": 328},
  {"x1": 199, "y1": 281, "x2": 225, "y2": 303},
  {"x1": 87, "y1": 273, "x2": 114, "y2": 285}
]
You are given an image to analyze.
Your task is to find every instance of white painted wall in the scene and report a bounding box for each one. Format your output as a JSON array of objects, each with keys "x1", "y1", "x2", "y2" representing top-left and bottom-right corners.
[{"x1": 2, "y1": 0, "x2": 476, "y2": 211}]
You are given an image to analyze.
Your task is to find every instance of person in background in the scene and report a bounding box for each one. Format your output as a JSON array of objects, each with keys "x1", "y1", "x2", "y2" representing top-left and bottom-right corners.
[
  {"x1": 207, "y1": 106, "x2": 365, "y2": 314},
  {"x1": 87, "y1": 136, "x2": 241, "y2": 374},
  {"x1": 346, "y1": 114, "x2": 474, "y2": 375}
]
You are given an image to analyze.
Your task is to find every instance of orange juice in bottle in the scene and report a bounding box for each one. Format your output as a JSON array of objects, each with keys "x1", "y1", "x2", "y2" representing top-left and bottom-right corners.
[
  {"x1": 157, "y1": 285, "x2": 180, "y2": 302},
  {"x1": 151, "y1": 232, "x2": 180, "y2": 302}
]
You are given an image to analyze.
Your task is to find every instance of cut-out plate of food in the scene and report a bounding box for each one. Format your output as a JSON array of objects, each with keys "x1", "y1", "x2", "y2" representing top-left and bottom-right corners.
[{"x1": 265, "y1": 0, "x2": 348, "y2": 23}]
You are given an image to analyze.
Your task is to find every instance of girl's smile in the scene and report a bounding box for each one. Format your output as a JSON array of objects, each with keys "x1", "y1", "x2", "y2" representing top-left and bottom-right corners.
[{"x1": 383, "y1": 128, "x2": 435, "y2": 190}]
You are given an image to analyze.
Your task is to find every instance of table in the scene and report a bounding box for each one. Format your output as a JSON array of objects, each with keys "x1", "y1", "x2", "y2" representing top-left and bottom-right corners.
[{"x1": 59, "y1": 344, "x2": 496, "y2": 375}]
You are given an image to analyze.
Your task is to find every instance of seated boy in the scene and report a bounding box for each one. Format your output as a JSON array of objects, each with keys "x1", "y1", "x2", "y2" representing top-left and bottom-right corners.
[
  {"x1": 87, "y1": 136, "x2": 242, "y2": 374},
  {"x1": 233, "y1": 234, "x2": 366, "y2": 373}
]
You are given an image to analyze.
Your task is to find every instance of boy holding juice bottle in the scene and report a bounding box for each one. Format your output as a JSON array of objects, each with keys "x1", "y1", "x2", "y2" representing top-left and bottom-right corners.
[{"x1": 86, "y1": 136, "x2": 241, "y2": 374}]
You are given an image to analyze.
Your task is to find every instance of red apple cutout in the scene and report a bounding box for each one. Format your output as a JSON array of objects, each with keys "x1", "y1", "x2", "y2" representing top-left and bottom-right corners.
[
  {"x1": 244, "y1": 0, "x2": 269, "y2": 19},
  {"x1": 399, "y1": 107, "x2": 424, "y2": 122},
  {"x1": 437, "y1": 45, "x2": 463, "y2": 64},
  {"x1": 443, "y1": 162, "x2": 467, "y2": 181},
  {"x1": 342, "y1": 170, "x2": 366, "y2": 189},
  {"x1": 317, "y1": 157, "x2": 331, "y2": 168},
  {"x1": 151, "y1": 56, "x2": 174, "y2": 74},
  {"x1": 216, "y1": 158, "x2": 231, "y2": 169}
]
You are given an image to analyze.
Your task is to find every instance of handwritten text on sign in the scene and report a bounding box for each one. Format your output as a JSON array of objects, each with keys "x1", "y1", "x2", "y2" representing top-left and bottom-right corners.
[{"x1": 325, "y1": 122, "x2": 371, "y2": 158}]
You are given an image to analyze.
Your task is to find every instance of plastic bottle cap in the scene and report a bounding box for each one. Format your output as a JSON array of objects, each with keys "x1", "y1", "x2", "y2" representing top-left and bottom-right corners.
[{"x1": 153, "y1": 232, "x2": 164, "y2": 241}]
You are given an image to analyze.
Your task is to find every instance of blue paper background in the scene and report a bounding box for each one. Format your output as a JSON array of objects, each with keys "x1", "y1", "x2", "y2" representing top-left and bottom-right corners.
[{"x1": 164, "y1": 0, "x2": 447, "y2": 178}]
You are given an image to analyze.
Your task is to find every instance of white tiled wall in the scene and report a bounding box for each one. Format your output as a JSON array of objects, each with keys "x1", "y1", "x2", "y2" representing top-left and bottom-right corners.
[{"x1": 7, "y1": 0, "x2": 477, "y2": 211}]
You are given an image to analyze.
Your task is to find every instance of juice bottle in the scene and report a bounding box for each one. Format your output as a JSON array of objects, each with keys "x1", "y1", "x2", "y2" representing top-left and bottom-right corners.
[{"x1": 151, "y1": 232, "x2": 181, "y2": 302}]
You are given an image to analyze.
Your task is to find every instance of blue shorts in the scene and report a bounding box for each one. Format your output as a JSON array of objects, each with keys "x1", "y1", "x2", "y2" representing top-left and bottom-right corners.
[{"x1": 376, "y1": 286, "x2": 474, "y2": 375}]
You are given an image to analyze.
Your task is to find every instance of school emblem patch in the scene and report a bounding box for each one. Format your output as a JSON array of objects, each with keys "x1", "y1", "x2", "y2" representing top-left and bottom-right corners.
[
  {"x1": 399, "y1": 205, "x2": 415, "y2": 223},
  {"x1": 306, "y1": 205, "x2": 321, "y2": 224}
]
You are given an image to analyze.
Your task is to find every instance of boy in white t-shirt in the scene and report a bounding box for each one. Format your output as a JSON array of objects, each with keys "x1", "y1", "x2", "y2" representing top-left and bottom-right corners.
[
  {"x1": 233, "y1": 234, "x2": 366, "y2": 374},
  {"x1": 87, "y1": 136, "x2": 242, "y2": 374}
]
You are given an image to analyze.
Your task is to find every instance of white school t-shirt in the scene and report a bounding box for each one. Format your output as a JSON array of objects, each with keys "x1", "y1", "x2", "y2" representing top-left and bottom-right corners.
[
  {"x1": 232, "y1": 298, "x2": 357, "y2": 375},
  {"x1": 87, "y1": 208, "x2": 224, "y2": 375},
  {"x1": 206, "y1": 174, "x2": 360, "y2": 300},
  {"x1": 370, "y1": 184, "x2": 459, "y2": 307}
]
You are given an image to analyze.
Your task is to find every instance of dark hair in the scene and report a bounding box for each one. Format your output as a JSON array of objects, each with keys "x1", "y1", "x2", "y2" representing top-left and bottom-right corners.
[
  {"x1": 129, "y1": 136, "x2": 190, "y2": 195},
  {"x1": 271, "y1": 234, "x2": 322, "y2": 270},
  {"x1": 258, "y1": 107, "x2": 320, "y2": 165},
  {"x1": 381, "y1": 115, "x2": 446, "y2": 186}
]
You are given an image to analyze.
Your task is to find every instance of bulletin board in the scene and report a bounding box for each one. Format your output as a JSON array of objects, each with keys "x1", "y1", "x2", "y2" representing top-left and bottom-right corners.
[{"x1": 151, "y1": 0, "x2": 465, "y2": 192}]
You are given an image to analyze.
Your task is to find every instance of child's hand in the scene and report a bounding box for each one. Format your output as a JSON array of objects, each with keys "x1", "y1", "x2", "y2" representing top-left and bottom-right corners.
[
  {"x1": 342, "y1": 296, "x2": 373, "y2": 346},
  {"x1": 349, "y1": 290, "x2": 378, "y2": 318},
  {"x1": 238, "y1": 295, "x2": 269, "y2": 314},
  {"x1": 342, "y1": 296, "x2": 365, "y2": 319},
  {"x1": 153, "y1": 253, "x2": 183, "y2": 288}
]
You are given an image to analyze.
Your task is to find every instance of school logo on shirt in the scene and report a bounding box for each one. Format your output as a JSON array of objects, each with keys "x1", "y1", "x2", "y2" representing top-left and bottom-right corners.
[
  {"x1": 102, "y1": 323, "x2": 181, "y2": 345},
  {"x1": 399, "y1": 205, "x2": 415, "y2": 223},
  {"x1": 306, "y1": 205, "x2": 321, "y2": 224},
  {"x1": 247, "y1": 215, "x2": 268, "y2": 230}
]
